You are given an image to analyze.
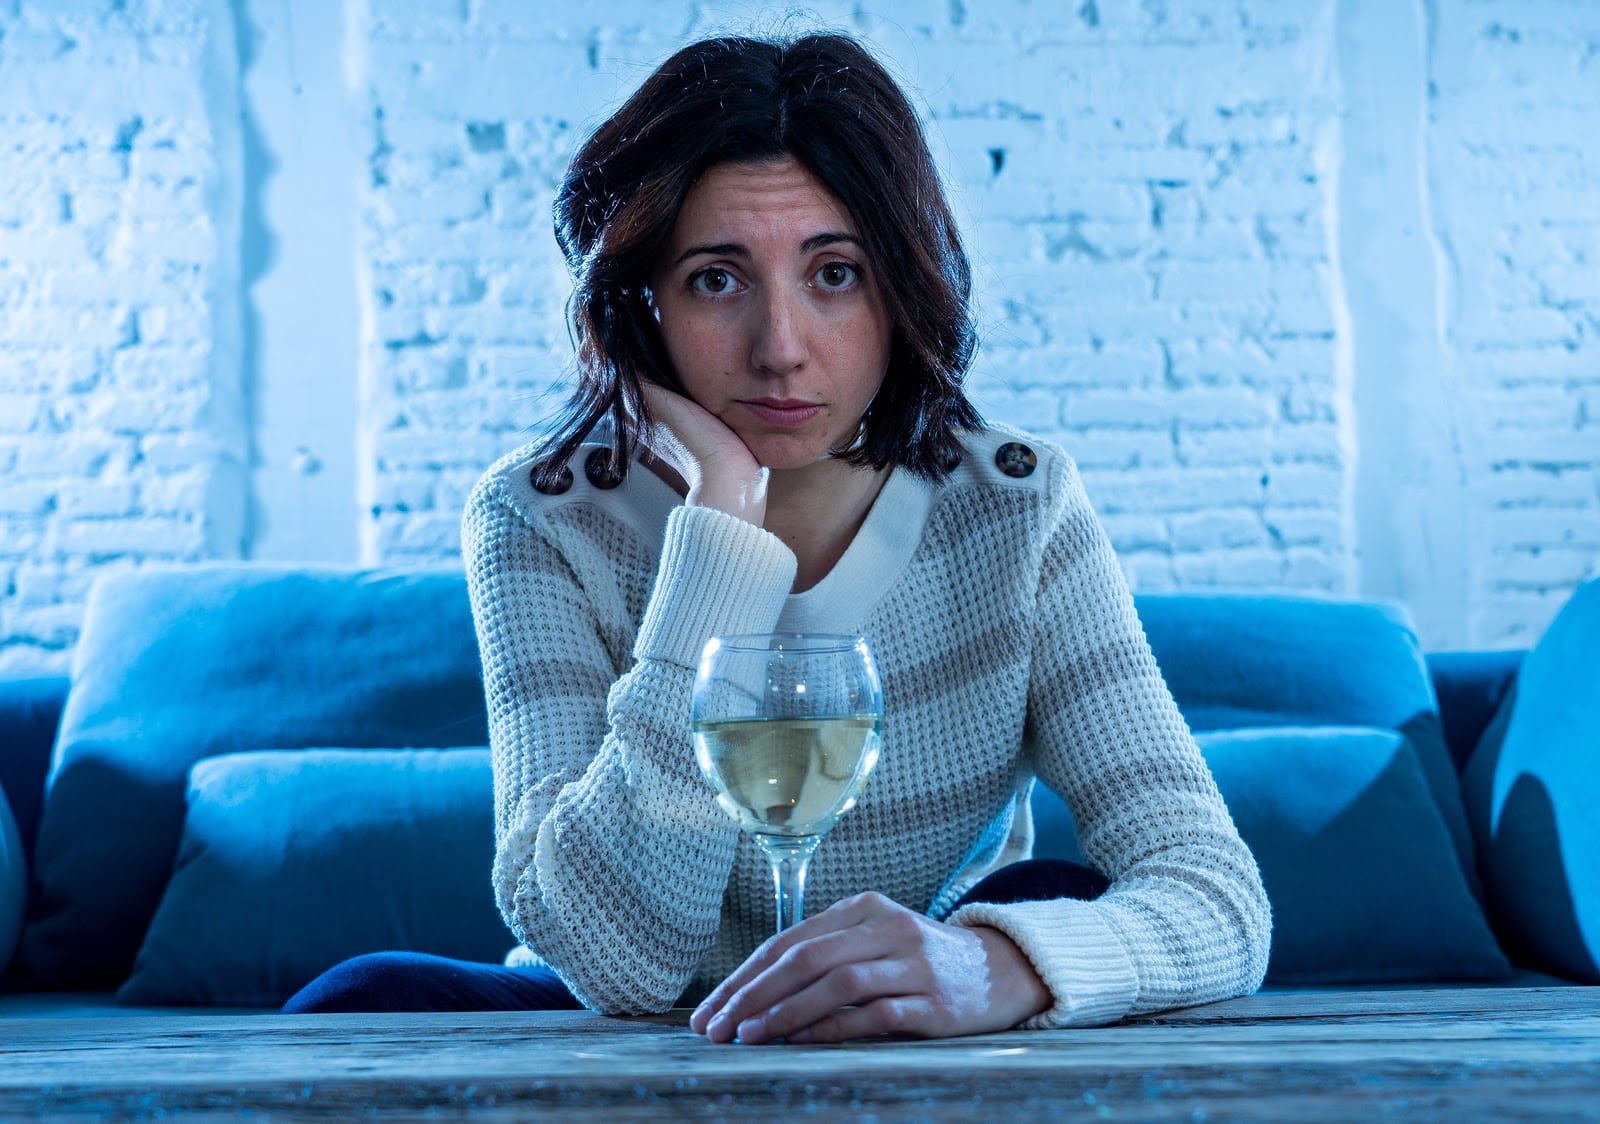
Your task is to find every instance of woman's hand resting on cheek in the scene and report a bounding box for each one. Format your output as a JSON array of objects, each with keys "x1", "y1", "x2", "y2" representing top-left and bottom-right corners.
[
  {"x1": 689, "y1": 891, "x2": 1052, "y2": 1045},
  {"x1": 639, "y1": 382, "x2": 769, "y2": 525}
]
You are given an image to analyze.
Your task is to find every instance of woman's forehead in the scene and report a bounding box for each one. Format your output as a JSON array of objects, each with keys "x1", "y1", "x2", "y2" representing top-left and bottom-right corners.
[{"x1": 669, "y1": 158, "x2": 859, "y2": 249}]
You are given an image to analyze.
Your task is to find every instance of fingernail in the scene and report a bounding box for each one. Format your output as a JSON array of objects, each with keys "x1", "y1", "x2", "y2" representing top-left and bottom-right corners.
[
  {"x1": 737, "y1": 1016, "x2": 766, "y2": 1044},
  {"x1": 707, "y1": 1013, "x2": 732, "y2": 1041}
]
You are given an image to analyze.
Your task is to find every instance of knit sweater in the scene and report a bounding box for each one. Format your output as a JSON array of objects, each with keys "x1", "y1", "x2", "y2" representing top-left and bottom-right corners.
[{"x1": 461, "y1": 424, "x2": 1271, "y2": 1028}]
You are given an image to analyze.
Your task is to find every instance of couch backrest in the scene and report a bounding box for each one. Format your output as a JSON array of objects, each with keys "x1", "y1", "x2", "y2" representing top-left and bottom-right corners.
[
  {"x1": 1131, "y1": 591, "x2": 1479, "y2": 899},
  {"x1": 18, "y1": 565, "x2": 487, "y2": 989}
]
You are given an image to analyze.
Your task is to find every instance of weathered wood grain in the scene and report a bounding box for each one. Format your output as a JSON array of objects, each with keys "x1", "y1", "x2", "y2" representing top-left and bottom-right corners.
[{"x1": 3, "y1": 986, "x2": 1597, "y2": 1120}]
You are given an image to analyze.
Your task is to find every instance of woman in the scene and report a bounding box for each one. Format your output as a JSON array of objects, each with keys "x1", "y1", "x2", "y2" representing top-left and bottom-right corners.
[{"x1": 286, "y1": 31, "x2": 1270, "y2": 1042}]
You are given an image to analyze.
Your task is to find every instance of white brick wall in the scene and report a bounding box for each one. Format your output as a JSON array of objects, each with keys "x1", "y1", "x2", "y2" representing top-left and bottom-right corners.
[
  {"x1": 0, "y1": 0, "x2": 247, "y2": 675},
  {"x1": 1429, "y1": 0, "x2": 1600, "y2": 647},
  {"x1": 1, "y1": 0, "x2": 1596, "y2": 674}
]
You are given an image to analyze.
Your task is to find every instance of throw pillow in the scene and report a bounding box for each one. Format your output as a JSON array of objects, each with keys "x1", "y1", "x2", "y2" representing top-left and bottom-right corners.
[
  {"x1": 1030, "y1": 725, "x2": 1510, "y2": 983},
  {"x1": 1463, "y1": 577, "x2": 1600, "y2": 983},
  {"x1": 0, "y1": 787, "x2": 23, "y2": 976},
  {"x1": 21, "y1": 566, "x2": 489, "y2": 988},
  {"x1": 1135, "y1": 593, "x2": 1481, "y2": 902},
  {"x1": 0, "y1": 675, "x2": 69, "y2": 869},
  {"x1": 119, "y1": 748, "x2": 510, "y2": 1007}
]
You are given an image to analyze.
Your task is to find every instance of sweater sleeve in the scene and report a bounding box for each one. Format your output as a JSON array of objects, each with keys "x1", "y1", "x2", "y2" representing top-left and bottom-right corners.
[
  {"x1": 462, "y1": 479, "x2": 797, "y2": 1014},
  {"x1": 946, "y1": 454, "x2": 1271, "y2": 1027}
]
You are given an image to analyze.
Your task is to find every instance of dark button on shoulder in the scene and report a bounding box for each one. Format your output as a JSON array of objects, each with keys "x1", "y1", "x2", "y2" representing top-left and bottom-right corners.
[
  {"x1": 584, "y1": 448, "x2": 625, "y2": 490},
  {"x1": 994, "y1": 441, "x2": 1037, "y2": 478},
  {"x1": 530, "y1": 462, "x2": 574, "y2": 496}
]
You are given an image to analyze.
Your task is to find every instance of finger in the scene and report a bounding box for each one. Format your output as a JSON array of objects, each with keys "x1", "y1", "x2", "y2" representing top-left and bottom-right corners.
[
  {"x1": 636, "y1": 383, "x2": 698, "y2": 467},
  {"x1": 733, "y1": 957, "x2": 918, "y2": 1045},
  {"x1": 704, "y1": 921, "x2": 920, "y2": 1044},
  {"x1": 697, "y1": 927, "x2": 890, "y2": 1042},
  {"x1": 690, "y1": 896, "x2": 886, "y2": 1033},
  {"x1": 785, "y1": 996, "x2": 934, "y2": 1045},
  {"x1": 688, "y1": 930, "x2": 785, "y2": 1034}
]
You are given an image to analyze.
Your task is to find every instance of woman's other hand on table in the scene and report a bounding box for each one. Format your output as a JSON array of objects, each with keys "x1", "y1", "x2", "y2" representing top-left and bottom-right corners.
[{"x1": 689, "y1": 891, "x2": 1050, "y2": 1045}]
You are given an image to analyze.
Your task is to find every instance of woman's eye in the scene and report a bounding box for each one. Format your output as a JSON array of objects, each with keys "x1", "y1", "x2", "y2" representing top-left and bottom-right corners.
[
  {"x1": 816, "y1": 262, "x2": 859, "y2": 289},
  {"x1": 691, "y1": 268, "x2": 738, "y2": 295}
]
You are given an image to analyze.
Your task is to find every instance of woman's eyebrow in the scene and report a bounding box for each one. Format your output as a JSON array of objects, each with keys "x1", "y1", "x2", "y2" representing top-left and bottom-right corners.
[
  {"x1": 670, "y1": 232, "x2": 863, "y2": 268},
  {"x1": 672, "y1": 242, "x2": 748, "y2": 267},
  {"x1": 800, "y1": 232, "x2": 861, "y2": 253}
]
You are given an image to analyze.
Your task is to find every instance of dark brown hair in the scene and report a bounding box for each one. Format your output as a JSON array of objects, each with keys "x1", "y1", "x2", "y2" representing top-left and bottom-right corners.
[{"x1": 536, "y1": 32, "x2": 980, "y2": 487}]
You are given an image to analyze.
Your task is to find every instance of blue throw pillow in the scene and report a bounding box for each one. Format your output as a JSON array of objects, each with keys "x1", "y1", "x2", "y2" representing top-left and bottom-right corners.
[
  {"x1": 1031, "y1": 726, "x2": 1510, "y2": 983},
  {"x1": 20, "y1": 566, "x2": 488, "y2": 988},
  {"x1": 0, "y1": 675, "x2": 69, "y2": 869},
  {"x1": 1463, "y1": 577, "x2": 1600, "y2": 983},
  {"x1": 119, "y1": 748, "x2": 509, "y2": 1007},
  {"x1": 1135, "y1": 593, "x2": 1481, "y2": 902},
  {"x1": 0, "y1": 787, "x2": 23, "y2": 977}
]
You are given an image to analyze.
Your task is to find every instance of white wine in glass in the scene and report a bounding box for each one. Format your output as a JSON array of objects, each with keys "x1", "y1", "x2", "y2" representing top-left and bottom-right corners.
[{"x1": 691, "y1": 634, "x2": 884, "y2": 936}]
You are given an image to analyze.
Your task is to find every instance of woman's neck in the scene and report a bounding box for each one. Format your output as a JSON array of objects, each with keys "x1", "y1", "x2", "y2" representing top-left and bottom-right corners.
[
  {"x1": 763, "y1": 458, "x2": 891, "y2": 594},
  {"x1": 639, "y1": 449, "x2": 891, "y2": 594}
]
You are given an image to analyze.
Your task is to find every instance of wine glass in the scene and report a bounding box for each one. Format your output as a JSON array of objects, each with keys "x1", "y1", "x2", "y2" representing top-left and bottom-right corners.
[{"x1": 691, "y1": 633, "x2": 884, "y2": 936}]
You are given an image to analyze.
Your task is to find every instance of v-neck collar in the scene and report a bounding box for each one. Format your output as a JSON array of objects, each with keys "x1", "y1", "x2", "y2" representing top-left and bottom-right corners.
[
  {"x1": 611, "y1": 450, "x2": 936, "y2": 633},
  {"x1": 778, "y1": 468, "x2": 935, "y2": 634}
]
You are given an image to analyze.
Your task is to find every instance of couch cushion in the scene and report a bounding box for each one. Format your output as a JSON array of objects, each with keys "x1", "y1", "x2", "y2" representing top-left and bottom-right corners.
[
  {"x1": 0, "y1": 675, "x2": 69, "y2": 868},
  {"x1": 19, "y1": 566, "x2": 488, "y2": 988},
  {"x1": 1134, "y1": 593, "x2": 1480, "y2": 901},
  {"x1": 1463, "y1": 577, "x2": 1600, "y2": 984},
  {"x1": 118, "y1": 748, "x2": 509, "y2": 1007},
  {"x1": 1427, "y1": 649, "x2": 1526, "y2": 773},
  {"x1": 1032, "y1": 726, "x2": 1510, "y2": 983}
]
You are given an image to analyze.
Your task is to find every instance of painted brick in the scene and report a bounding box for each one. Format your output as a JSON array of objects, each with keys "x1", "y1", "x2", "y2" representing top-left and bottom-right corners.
[
  {"x1": 1063, "y1": 428, "x2": 1178, "y2": 471},
  {"x1": 1262, "y1": 464, "x2": 1342, "y2": 507},
  {"x1": 1489, "y1": 507, "x2": 1600, "y2": 550},
  {"x1": 56, "y1": 481, "x2": 139, "y2": 518},
  {"x1": 1086, "y1": 467, "x2": 1265, "y2": 515},
  {"x1": 1098, "y1": 514, "x2": 1169, "y2": 550},
  {"x1": 1282, "y1": 549, "x2": 1345, "y2": 589},
  {"x1": 1491, "y1": 547, "x2": 1599, "y2": 589},
  {"x1": 56, "y1": 515, "x2": 206, "y2": 557},
  {"x1": 1264, "y1": 508, "x2": 1344, "y2": 547},
  {"x1": 1172, "y1": 549, "x2": 1293, "y2": 586},
  {"x1": 1170, "y1": 510, "x2": 1271, "y2": 552},
  {"x1": 0, "y1": 481, "x2": 58, "y2": 517},
  {"x1": 5, "y1": 601, "x2": 85, "y2": 647},
  {"x1": 13, "y1": 432, "x2": 133, "y2": 477}
]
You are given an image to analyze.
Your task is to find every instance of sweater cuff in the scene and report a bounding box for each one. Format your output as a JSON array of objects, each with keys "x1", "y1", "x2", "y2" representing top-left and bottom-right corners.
[
  {"x1": 948, "y1": 898, "x2": 1138, "y2": 1028},
  {"x1": 634, "y1": 505, "x2": 797, "y2": 668}
]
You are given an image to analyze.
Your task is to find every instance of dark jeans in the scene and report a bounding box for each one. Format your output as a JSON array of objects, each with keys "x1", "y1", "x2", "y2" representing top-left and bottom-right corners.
[{"x1": 280, "y1": 858, "x2": 1110, "y2": 1014}]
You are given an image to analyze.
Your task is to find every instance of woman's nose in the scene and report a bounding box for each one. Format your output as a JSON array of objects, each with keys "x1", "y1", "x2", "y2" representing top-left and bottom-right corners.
[{"x1": 749, "y1": 288, "x2": 808, "y2": 375}]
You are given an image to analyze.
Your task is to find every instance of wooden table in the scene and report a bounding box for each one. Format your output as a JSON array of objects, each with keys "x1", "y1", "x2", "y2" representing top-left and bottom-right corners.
[{"x1": 4, "y1": 986, "x2": 1598, "y2": 1120}]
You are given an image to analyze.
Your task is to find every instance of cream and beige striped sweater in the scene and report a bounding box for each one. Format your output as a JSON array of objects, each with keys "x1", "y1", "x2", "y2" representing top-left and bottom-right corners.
[{"x1": 462, "y1": 424, "x2": 1271, "y2": 1028}]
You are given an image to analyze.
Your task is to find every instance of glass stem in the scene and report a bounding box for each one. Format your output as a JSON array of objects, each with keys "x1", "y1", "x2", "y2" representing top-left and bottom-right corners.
[{"x1": 759, "y1": 836, "x2": 822, "y2": 934}]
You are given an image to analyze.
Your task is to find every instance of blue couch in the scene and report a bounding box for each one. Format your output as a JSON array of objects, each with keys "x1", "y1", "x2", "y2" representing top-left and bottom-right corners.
[{"x1": 1, "y1": 566, "x2": 1594, "y2": 1014}]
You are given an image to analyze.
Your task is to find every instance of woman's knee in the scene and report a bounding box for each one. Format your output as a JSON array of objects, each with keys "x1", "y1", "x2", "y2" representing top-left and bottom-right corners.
[{"x1": 281, "y1": 951, "x2": 434, "y2": 1014}]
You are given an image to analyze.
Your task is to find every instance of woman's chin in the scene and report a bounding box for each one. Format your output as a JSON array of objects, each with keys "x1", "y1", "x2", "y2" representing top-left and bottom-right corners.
[{"x1": 744, "y1": 433, "x2": 847, "y2": 474}]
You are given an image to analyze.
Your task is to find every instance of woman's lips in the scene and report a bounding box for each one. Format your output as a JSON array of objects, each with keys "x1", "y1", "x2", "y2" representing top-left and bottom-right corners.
[{"x1": 739, "y1": 399, "x2": 822, "y2": 427}]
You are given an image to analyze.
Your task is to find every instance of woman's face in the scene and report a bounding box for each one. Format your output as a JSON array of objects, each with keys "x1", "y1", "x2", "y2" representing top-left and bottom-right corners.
[{"x1": 648, "y1": 157, "x2": 894, "y2": 473}]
